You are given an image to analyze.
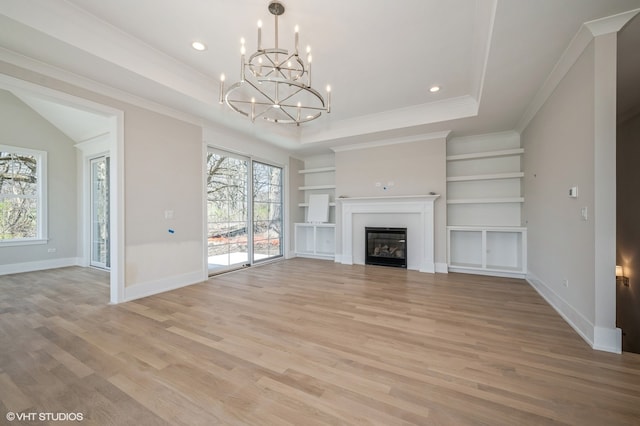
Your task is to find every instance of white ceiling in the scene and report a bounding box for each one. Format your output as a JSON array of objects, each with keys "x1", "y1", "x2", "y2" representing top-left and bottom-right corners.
[
  {"x1": 12, "y1": 92, "x2": 110, "y2": 143},
  {"x1": 1, "y1": 0, "x2": 639, "y2": 155}
]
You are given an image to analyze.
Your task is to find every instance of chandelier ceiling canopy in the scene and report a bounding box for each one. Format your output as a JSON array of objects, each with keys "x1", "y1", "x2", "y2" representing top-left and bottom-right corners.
[{"x1": 219, "y1": 0, "x2": 331, "y2": 125}]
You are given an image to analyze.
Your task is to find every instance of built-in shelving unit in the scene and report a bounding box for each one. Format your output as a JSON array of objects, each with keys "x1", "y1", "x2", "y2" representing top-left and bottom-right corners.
[
  {"x1": 294, "y1": 223, "x2": 335, "y2": 260},
  {"x1": 297, "y1": 166, "x2": 336, "y2": 205},
  {"x1": 446, "y1": 131, "x2": 526, "y2": 277},
  {"x1": 295, "y1": 155, "x2": 336, "y2": 259},
  {"x1": 447, "y1": 226, "x2": 527, "y2": 278}
]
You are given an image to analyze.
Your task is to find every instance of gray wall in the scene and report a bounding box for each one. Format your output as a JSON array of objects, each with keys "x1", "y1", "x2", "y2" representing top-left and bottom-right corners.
[
  {"x1": 617, "y1": 112, "x2": 640, "y2": 353},
  {"x1": 523, "y1": 43, "x2": 596, "y2": 324},
  {"x1": 0, "y1": 89, "x2": 78, "y2": 266},
  {"x1": 122, "y1": 105, "x2": 203, "y2": 288},
  {"x1": 523, "y1": 32, "x2": 620, "y2": 352},
  {"x1": 1, "y1": 61, "x2": 205, "y2": 296},
  {"x1": 335, "y1": 138, "x2": 447, "y2": 266},
  {"x1": 1, "y1": 60, "x2": 300, "y2": 299}
]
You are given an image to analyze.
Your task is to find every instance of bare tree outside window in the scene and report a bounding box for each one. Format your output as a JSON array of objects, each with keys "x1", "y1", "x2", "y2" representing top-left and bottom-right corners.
[
  {"x1": 0, "y1": 149, "x2": 39, "y2": 240},
  {"x1": 206, "y1": 153, "x2": 249, "y2": 263},
  {"x1": 253, "y1": 161, "x2": 282, "y2": 258},
  {"x1": 206, "y1": 152, "x2": 283, "y2": 268}
]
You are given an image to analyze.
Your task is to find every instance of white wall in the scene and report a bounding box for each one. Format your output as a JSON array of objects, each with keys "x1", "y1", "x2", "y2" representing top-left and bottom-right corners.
[
  {"x1": 334, "y1": 137, "x2": 447, "y2": 266},
  {"x1": 522, "y1": 34, "x2": 620, "y2": 352},
  {"x1": 0, "y1": 89, "x2": 78, "y2": 271}
]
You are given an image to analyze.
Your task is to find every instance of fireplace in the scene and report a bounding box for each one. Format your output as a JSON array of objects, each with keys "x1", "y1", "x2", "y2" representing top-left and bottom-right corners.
[{"x1": 365, "y1": 227, "x2": 407, "y2": 268}]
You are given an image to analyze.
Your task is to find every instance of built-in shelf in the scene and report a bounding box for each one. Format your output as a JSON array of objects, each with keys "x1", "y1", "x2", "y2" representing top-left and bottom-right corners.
[
  {"x1": 446, "y1": 133, "x2": 526, "y2": 276},
  {"x1": 298, "y1": 184, "x2": 336, "y2": 191},
  {"x1": 447, "y1": 197, "x2": 524, "y2": 204},
  {"x1": 298, "y1": 157, "x2": 336, "y2": 225},
  {"x1": 447, "y1": 226, "x2": 527, "y2": 278},
  {"x1": 299, "y1": 167, "x2": 336, "y2": 174},
  {"x1": 299, "y1": 202, "x2": 336, "y2": 207},
  {"x1": 447, "y1": 172, "x2": 524, "y2": 182},
  {"x1": 295, "y1": 223, "x2": 335, "y2": 260},
  {"x1": 446, "y1": 148, "x2": 524, "y2": 161}
]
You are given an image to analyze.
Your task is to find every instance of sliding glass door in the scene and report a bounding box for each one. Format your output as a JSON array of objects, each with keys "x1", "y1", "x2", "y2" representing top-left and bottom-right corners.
[
  {"x1": 206, "y1": 151, "x2": 249, "y2": 272},
  {"x1": 253, "y1": 161, "x2": 283, "y2": 261},
  {"x1": 206, "y1": 149, "x2": 283, "y2": 274}
]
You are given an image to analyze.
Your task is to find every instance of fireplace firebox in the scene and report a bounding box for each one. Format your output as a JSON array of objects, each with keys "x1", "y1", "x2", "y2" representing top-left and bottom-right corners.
[{"x1": 365, "y1": 227, "x2": 407, "y2": 268}]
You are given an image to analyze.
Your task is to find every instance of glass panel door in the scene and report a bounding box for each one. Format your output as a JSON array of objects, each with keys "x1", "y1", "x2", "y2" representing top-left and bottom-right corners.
[
  {"x1": 252, "y1": 161, "x2": 283, "y2": 262},
  {"x1": 90, "y1": 156, "x2": 110, "y2": 269},
  {"x1": 206, "y1": 150, "x2": 250, "y2": 273}
]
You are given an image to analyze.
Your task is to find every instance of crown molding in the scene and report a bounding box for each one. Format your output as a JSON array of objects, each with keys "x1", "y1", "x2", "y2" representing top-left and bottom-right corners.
[
  {"x1": 516, "y1": 9, "x2": 640, "y2": 133},
  {"x1": 448, "y1": 129, "x2": 520, "y2": 144},
  {"x1": 303, "y1": 96, "x2": 477, "y2": 146},
  {"x1": 585, "y1": 8, "x2": 640, "y2": 36},
  {"x1": 0, "y1": 47, "x2": 203, "y2": 127},
  {"x1": 331, "y1": 130, "x2": 451, "y2": 153},
  {"x1": 470, "y1": 0, "x2": 498, "y2": 106}
]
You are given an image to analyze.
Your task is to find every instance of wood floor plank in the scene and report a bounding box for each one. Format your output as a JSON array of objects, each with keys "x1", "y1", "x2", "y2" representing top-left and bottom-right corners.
[{"x1": 2, "y1": 259, "x2": 640, "y2": 425}]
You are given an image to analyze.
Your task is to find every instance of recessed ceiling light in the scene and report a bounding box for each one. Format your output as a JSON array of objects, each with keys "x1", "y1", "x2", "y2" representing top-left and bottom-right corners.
[
  {"x1": 191, "y1": 41, "x2": 207, "y2": 51},
  {"x1": 429, "y1": 85, "x2": 440, "y2": 93}
]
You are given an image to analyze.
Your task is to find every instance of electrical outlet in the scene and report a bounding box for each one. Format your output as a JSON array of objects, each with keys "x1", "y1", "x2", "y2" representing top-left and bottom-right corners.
[
  {"x1": 563, "y1": 279, "x2": 569, "y2": 288},
  {"x1": 47, "y1": 248, "x2": 56, "y2": 253}
]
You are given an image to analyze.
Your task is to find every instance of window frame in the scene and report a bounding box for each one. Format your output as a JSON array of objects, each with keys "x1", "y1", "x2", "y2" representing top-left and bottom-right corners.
[{"x1": 0, "y1": 144, "x2": 48, "y2": 246}]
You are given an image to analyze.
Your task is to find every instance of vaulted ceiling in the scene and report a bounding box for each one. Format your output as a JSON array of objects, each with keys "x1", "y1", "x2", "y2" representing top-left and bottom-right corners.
[{"x1": 1, "y1": 0, "x2": 639, "y2": 155}]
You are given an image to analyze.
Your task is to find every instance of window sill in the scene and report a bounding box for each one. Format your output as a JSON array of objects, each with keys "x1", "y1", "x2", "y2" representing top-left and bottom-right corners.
[{"x1": 0, "y1": 239, "x2": 48, "y2": 248}]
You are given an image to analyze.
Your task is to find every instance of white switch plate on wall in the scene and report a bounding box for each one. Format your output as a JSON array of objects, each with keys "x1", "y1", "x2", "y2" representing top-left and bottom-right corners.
[{"x1": 569, "y1": 186, "x2": 578, "y2": 198}]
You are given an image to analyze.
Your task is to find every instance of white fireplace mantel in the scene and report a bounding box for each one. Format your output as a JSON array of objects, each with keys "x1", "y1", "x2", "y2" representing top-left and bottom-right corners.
[{"x1": 337, "y1": 195, "x2": 440, "y2": 273}]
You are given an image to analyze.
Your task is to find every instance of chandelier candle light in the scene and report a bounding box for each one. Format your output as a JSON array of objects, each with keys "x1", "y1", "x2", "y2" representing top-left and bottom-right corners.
[{"x1": 219, "y1": 0, "x2": 331, "y2": 125}]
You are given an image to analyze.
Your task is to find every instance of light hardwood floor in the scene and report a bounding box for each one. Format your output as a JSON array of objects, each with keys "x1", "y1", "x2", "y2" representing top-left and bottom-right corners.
[{"x1": 1, "y1": 258, "x2": 639, "y2": 425}]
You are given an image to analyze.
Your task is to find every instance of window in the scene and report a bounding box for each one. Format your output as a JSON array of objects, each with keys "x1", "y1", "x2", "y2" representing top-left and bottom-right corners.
[{"x1": 0, "y1": 145, "x2": 47, "y2": 245}]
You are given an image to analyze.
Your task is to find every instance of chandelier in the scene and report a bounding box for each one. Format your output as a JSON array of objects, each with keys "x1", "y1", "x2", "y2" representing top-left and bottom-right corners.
[{"x1": 219, "y1": 0, "x2": 331, "y2": 125}]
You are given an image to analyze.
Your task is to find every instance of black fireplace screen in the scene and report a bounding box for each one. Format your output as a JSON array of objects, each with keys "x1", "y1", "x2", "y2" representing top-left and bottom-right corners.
[{"x1": 365, "y1": 227, "x2": 407, "y2": 268}]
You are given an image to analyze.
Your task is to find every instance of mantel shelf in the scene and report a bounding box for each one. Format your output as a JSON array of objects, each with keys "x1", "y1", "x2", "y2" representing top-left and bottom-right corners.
[
  {"x1": 447, "y1": 172, "x2": 524, "y2": 182},
  {"x1": 299, "y1": 167, "x2": 336, "y2": 174},
  {"x1": 446, "y1": 148, "x2": 524, "y2": 161},
  {"x1": 447, "y1": 197, "x2": 524, "y2": 205}
]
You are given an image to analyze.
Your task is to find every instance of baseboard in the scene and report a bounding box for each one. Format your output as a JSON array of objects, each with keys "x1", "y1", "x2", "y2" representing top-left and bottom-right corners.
[
  {"x1": 449, "y1": 267, "x2": 526, "y2": 279},
  {"x1": 593, "y1": 326, "x2": 622, "y2": 354},
  {"x1": 0, "y1": 257, "x2": 81, "y2": 275},
  {"x1": 419, "y1": 262, "x2": 435, "y2": 273},
  {"x1": 435, "y1": 262, "x2": 449, "y2": 274},
  {"x1": 526, "y1": 271, "x2": 621, "y2": 354},
  {"x1": 124, "y1": 270, "x2": 205, "y2": 302}
]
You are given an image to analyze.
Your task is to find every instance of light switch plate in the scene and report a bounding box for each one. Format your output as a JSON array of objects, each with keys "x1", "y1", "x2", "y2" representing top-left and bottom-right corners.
[{"x1": 569, "y1": 186, "x2": 578, "y2": 198}]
